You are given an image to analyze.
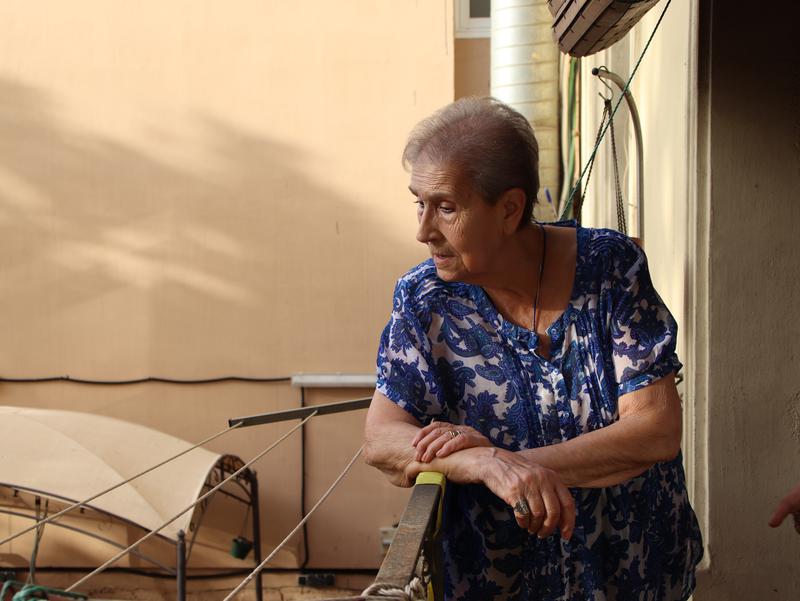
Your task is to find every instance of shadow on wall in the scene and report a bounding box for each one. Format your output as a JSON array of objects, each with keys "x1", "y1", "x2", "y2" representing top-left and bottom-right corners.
[{"x1": 0, "y1": 77, "x2": 422, "y2": 376}]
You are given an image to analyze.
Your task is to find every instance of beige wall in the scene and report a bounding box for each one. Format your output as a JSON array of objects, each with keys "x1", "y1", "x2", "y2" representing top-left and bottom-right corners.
[
  {"x1": 454, "y1": 38, "x2": 490, "y2": 99},
  {"x1": 0, "y1": 0, "x2": 454, "y2": 574}
]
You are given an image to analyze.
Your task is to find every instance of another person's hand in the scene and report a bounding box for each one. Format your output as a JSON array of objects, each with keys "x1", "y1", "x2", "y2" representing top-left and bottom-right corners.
[
  {"x1": 412, "y1": 421, "x2": 493, "y2": 462},
  {"x1": 769, "y1": 482, "x2": 800, "y2": 533}
]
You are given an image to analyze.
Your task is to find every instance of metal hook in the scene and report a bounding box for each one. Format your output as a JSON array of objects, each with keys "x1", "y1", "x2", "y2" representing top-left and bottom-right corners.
[{"x1": 593, "y1": 66, "x2": 614, "y2": 101}]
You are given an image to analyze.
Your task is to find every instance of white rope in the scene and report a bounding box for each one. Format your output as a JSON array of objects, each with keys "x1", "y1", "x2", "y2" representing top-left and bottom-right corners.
[
  {"x1": 221, "y1": 445, "x2": 364, "y2": 601},
  {"x1": 64, "y1": 412, "x2": 317, "y2": 593},
  {"x1": 0, "y1": 421, "x2": 243, "y2": 547},
  {"x1": 362, "y1": 577, "x2": 427, "y2": 601}
]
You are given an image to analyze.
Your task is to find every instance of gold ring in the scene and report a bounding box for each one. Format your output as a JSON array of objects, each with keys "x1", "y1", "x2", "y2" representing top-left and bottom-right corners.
[{"x1": 448, "y1": 430, "x2": 460, "y2": 439}]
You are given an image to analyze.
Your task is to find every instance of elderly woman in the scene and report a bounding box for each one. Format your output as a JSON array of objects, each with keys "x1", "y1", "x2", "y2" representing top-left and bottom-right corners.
[{"x1": 363, "y1": 97, "x2": 703, "y2": 601}]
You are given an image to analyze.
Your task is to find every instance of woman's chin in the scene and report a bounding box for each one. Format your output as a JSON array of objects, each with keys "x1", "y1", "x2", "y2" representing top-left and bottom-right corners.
[{"x1": 434, "y1": 266, "x2": 462, "y2": 282}]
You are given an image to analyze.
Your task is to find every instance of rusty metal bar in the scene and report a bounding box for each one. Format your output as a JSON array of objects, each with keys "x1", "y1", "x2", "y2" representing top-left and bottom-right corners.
[
  {"x1": 228, "y1": 398, "x2": 371, "y2": 428},
  {"x1": 376, "y1": 483, "x2": 441, "y2": 590},
  {"x1": 249, "y1": 471, "x2": 264, "y2": 601},
  {"x1": 176, "y1": 530, "x2": 186, "y2": 601}
]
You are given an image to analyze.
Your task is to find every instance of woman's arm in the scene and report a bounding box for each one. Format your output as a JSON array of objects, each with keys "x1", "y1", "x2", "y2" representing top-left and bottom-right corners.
[
  {"x1": 413, "y1": 373, "x2": 682, "y2": 488},
  {"x1": 364, "y1": 390, "x2": 576, "y2": 539},
  {"x1": 516, "y1": 374, "x2": 682, "y2": 487}
]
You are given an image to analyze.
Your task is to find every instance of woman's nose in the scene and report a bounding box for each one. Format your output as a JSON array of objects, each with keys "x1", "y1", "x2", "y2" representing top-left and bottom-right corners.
[{"x1": 416, "y1": 208, "x2": 437, "y2": 244}]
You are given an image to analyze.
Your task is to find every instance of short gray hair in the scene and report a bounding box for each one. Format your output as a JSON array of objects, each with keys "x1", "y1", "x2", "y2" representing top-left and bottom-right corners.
[{"x1": 402, "y1": 97, "x2": 540, "y2": 227}]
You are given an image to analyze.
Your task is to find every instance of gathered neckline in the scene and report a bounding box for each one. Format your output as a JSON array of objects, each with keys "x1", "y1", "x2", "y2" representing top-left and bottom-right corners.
[{"x1": 467, "y1": 220, "x2": 586, "y2": 365}]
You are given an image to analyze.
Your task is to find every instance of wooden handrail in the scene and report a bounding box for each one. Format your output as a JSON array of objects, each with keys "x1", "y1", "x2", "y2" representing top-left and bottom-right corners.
[
  {"x1": 375, "y1": 483, "x2": 441, "y2": 591},
  {"x1": 317, "y1": 476, "x2": 445, "y2": 601}
]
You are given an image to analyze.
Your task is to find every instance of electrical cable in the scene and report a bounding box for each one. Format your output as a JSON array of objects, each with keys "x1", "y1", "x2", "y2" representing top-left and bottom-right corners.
[
  {"x1": 0, "y1": 421, "x2": 244, "y2": 547},
  {"x1": 64, "y1": 412, "x2": 317, "y2": 593},
  {"x1": 3, "y1": 567, "x2": 379, "y2": 580},
  {"x1": 221, "y1": 445, "x2": 364, "y2": 601},
  {"x1": 0, "y1": 375, "x2": 291, "y2": 385},
  {"x1": 299, "y1": 386, "x2": 310, "y2": 570},
  {"x1": 560, "y1": 0, "x2": 672, "y2": 221},
  {"x1": 559, "y1": 57, "x2": 580, "y2": 214}
]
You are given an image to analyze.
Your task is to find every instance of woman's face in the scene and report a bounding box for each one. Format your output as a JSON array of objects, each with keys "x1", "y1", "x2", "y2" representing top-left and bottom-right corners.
[{"x1": 409, "y1": 158, "x2": 514, "y2": 284}]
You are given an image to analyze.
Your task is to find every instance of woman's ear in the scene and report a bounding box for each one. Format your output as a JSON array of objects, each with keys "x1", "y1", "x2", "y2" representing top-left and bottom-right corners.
[{"x1": 499, "y1": 188, "x2": 527, "y2": 234}]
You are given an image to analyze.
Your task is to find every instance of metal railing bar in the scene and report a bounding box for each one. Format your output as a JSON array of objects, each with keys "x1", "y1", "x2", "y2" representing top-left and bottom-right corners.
[
  {"x1": 228, "y1": 397, "x2": 371, "y2": 428},
  {"x1": 64, "y1": 412, "x2": 317, "y2": 593},
  {"x1": 0, "y1": 509, "x2": 176, "y2": 575},
  {"x1": 197, "y1": 485, "x2": 250, "y2": 506},
  {"x1": 0, "y1": 485, "x2": 174, "y2": 545}
]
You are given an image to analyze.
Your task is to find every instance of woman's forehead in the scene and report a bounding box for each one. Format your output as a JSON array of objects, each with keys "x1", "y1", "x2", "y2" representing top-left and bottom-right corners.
[{"x1": 409, "y1": 159, "x2": 463, "y2": 197}]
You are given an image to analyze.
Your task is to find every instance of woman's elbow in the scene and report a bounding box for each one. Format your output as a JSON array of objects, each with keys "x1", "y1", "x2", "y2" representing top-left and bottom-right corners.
[
  {"x1": 650, "y1": 418, "x2": 682, "y2": 463},
  {"x1": 362, "y1": 437, "x2": 382, "y2": 468}
]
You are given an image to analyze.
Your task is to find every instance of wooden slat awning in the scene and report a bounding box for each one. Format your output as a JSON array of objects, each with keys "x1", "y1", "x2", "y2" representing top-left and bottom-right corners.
[{"x1": 548, "y1": 0, "x2": 661, "y2": 57}]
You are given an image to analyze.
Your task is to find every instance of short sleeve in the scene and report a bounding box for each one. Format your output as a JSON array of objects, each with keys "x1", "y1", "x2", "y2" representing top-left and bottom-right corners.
[
  {"x1": 610, "y1": 239, "x2": 682, "y2": 396},
  {"x1": 375, "y1": 281, "x2": 443, "y2": 424}
]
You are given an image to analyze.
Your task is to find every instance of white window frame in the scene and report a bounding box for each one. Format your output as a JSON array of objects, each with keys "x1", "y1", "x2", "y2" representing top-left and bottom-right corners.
[{"x1": 455, "y1": 0, "x2": 491, "y2": 39}]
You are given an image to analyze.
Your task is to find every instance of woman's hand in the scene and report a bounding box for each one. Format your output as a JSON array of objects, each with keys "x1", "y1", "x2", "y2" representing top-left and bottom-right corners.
[
  {"x1": 481, "y1": 448, "x2": 575, "y2": 540},
  {"x1": 412, "y1": 421, "x2": 493, "y2": 462},
  {"x1": 406, "y1": 446, "x2": 575, "y2": 540}
]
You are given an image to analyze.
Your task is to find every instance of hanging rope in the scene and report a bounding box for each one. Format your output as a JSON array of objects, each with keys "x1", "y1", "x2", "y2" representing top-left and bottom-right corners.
[
  {"x1": 221, "y1": 445, "x2": 364, "y2": 601},
  {"x1": 607, "y1": 98, "x2": 628, "y2": 234},
  {"x1": 0, "y1": 421, "x2": 243, "y2": 547},
  {"x1": 362, "y1": 577, "x2": 428, "y2": 601},
  {"x1": 64, "y1": 412, "x2": 317, "y2": 593},
  {"x1": 559, "y1": 0, "x2": 673, "y2": 221}
]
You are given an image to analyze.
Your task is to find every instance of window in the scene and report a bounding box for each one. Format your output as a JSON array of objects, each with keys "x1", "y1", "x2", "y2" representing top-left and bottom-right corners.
[{"x1": 455, "y1": 0, "x2": 491, "y2": 39}]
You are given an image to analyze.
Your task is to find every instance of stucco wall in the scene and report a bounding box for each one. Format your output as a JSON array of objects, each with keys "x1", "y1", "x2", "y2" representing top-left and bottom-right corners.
[
  {"x1": 0, "y1": 0, "x2": 454, "y2": 573},
  {"x1": 693, "y1": 1, "x2": 800, "y2": 598},
  {"x1": 577, "y1": 0, "x2": 800, "y2": 596}
]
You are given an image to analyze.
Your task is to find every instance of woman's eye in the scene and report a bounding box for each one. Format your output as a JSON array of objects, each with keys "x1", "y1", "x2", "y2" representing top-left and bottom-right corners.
[
  {"x1": 439, "y1": 205, "x2": 455, "y2": 214},
  {"x1": 413, "y1": 199, "x2": 424, "y2": 209}
]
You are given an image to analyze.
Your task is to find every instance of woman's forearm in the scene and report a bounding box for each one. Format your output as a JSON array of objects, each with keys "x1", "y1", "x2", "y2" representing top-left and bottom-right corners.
[
  {"x1": 519, "y1": 411, "x2": 679, "y2": 488},
  {"x1": 519, "y1": 375, "x2": 683, "y2": 488}
]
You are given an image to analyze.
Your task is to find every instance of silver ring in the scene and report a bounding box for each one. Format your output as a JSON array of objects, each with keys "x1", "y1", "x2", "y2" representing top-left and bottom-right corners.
[
  {"x1": 447, "y1": 430, "x2": 460, "y2": 439},
  {"x1": 513, "y1": 499, "x2": 530, "y2": 516}
]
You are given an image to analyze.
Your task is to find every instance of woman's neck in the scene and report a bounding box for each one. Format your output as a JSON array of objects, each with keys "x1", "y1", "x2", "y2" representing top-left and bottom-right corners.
[{"x1": 480, "y1": 224, "x2": 545, "y2": 320}]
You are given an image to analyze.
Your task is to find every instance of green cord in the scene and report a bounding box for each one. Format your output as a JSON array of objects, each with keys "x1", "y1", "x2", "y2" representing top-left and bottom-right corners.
[
  {"x1": 559, "y1": 0, "x2": 673, "y2": 222},
  {"x1": 561, "y1": 57, "x2": 578, "y2": 217}
]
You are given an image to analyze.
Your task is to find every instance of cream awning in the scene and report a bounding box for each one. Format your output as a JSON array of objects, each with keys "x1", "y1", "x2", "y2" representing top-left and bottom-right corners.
[{"x1": 0, "y1": 405, "x2": 227, "y2": 541}]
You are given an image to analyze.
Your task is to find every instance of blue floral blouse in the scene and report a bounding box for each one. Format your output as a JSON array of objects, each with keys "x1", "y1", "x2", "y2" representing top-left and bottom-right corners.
[{"x1": 375, "y1": 223, "x2": 703, "y2": 601}]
